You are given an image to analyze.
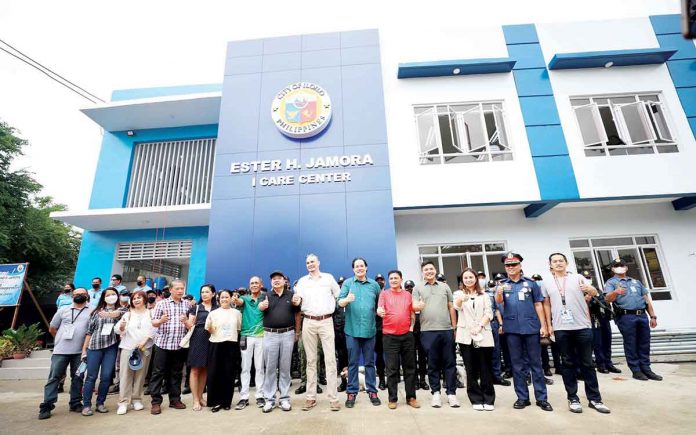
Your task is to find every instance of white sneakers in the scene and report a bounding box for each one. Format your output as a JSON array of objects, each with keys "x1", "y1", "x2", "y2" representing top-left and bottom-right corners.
[
  {"x1": 473, "y1": 404, "x2": 484, "y2": 411},
  {"x1": 280, "y1": 400, "x2": 292, "y2": 412},
  {"x1": 569, "y1": 400, "x2": 583, "y2": 413},
  {"x1": 447, "y1": 395, "x2": 460, "y2": 408},
  {"x1": 431, "y1": 392, "x2": 442, "y2": 408},
  {"x1": 116, "y1": 405, "x2": 128, "y2": 415},
  {"x1": 589, "y1": 400, "x2": 611, "y2": 414},
  {"x1": 483, "y1": 404, "x2": 494, "y2": 411},
  {"x1": 133, "y1": 401, "x2": 144, "y2": 411},
  {"x1": 262, "y1": 401, "x2": 276, "y2": 413}
]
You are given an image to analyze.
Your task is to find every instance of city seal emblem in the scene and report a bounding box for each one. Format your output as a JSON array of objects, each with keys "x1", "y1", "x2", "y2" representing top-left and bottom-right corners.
[{"x1": 271, "y1": 82, "x2": 332, "y2": 139}]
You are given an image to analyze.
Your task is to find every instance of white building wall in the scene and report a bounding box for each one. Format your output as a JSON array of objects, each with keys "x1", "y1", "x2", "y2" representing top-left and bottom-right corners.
[
  {"x1": 395, "y1": 202, "x2": 696, "y2": 330},
  {"x1": 537, "y1": 18, "x2": 696, "y2": 199},
  {"x1": 380, "y1": 26, "x2": 541, "y2": 209}
]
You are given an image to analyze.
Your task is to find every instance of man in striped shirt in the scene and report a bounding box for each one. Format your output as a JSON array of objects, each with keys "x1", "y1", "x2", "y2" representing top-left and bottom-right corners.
[{"x1": 149, "y1": 279, "x2": 189, "y2": 415}]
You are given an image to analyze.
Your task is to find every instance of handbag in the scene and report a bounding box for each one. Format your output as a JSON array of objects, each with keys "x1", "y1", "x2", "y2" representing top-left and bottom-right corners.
[{"x1": 179, "y1": 304, "x2": 199, "y2": 349}]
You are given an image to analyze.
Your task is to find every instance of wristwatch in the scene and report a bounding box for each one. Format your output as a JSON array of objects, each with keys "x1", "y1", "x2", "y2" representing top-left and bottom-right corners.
[{"x1": 650, "y1": 316, "x2": 657, "y2": 320}]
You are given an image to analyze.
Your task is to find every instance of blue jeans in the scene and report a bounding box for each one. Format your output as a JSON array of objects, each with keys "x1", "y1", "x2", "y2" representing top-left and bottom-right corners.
[
  {"x1": 40, "y1": 353, "x2": 83, "y2": 413},
  {"x1": 345, "y1": 334, "x2": 377, "y2": 394},
  {"x1": 83, "y1": 344, "x2": 118, "y2": 407}
]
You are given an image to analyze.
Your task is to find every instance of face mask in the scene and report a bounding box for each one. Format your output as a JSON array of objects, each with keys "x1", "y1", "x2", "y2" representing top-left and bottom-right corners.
[
  {"x1": 613, "y1": 267, "x2": 628, "y2": 275},
  {"x1": 478, "y1": 279, "x2": 487, "y2": 289},
  {"x1": 163, "y1": 291, "x2": 171, "y2": 299},
  {"x1": 120, "y1": 296, "x2": 130, "y2": 303},
  {"x1": 147, "y1": 296, "x2": 156, "y2": 304},
  {"x1": 63, "y1": 289, "x2": 71, "y2": 294},
  {"x1": 105, "y1": 295, "x2": 118, "y2": 305},
  {"x1": 136, "y1": 281, "x2": 144, "y2": 286},
  {"x1": 73, "y1": 294, "x2": 87, "y2": 304},
  {"x1": 92, "y1": 284, "x2": 100, "y2": 290}
]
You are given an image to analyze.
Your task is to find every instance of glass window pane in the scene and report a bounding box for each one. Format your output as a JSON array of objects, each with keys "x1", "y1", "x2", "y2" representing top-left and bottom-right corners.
[
  {"x1": 574, "y1": 104, "x2": 607, "y2": 146},
  {"x1": 573, "y1": 250, "x2": 600, "y2": 288},
  {"x1": 485, "y1": 243, "x2": 506, "y2": 252},
  {"x1": 616, "y1": 102, "x2": 655, "y2": 144},
  {"x1": 439, "y1": 114, "x2": 460, "y2": 155},
  {"x1": 486, "y1": 254, "x2": 506, "y2": 280},
  {"x1": 442, "y1": 255, "x2": 465, "y2": 288},
  {"x1": 492, "y1": 107, "x2": 509, "y2": 151},
  {"x1": 639, "y1": 94, "x2": 659, "y2": 102},
  {"x1": 461, "y1": 108, "x2": 487, "y2": 151},
  {"x1": 651, "y1": 291, "x2": 672, "y2": 301},
  {"x1": 648, "y1": 103, "x2": 674, "y2": 142},
  {"x1": 444, "y1": 154, "x2": 484, "y2": 164},
  {"x1": 641, "y1": 247, "x2": 667, "y2": 288},
  {"x1": 469, "y1": 255, "x2": 485, "y2": 275},
  {"x1": 595, "y1": 249, "x2": 615, "y2": 285},
  {"x1": 608, "y1": 96, "x2": 636, "y2": 104},
  {"x1": 441, "y1": 244, "x2": 483, "y2": 254},
  {"x1": 569, "y1": 239, "x2": 590, "y2": 248},
  {"x1": 491, "y1": 153, "x2": 512, "y2": 161},
  {"x1": 657, "y1": 145, "x2": 679, "y2": 153},
  {"x1": 416, "y1": 108, "x2": 439, "y2": 155},
  {"x1": 419, "y1": 246, "x2": 438, "y2": 255},
  {"x1": 617, "y1": 248, "x2": 648, "y2": 286},
  {"x1": 598, "y1": 106, "x2": 623, "y2": 145},
  {"x1": 590, "y1": 237, "x2": 634, "y2": 247},
  {"x1": 571, "y1": 98, "x2": 590, "y2": 106}
]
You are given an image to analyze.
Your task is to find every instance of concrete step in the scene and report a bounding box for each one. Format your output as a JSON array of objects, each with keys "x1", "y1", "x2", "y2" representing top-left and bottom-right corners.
[
  {"x1": 29, "y1": 350, "x2": 53, "y2": 358},
  {"x1": 0, "y1": 366, "x2": 50, "y2": 380},
  {"x1": 1, "y1": 358, "x2": 51, "y2": 368}
]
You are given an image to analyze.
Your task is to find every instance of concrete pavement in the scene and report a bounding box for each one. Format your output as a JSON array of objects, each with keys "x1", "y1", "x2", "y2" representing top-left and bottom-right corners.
[{"x1": 1, "y1": 362, "x2": 694, "y2": 434}]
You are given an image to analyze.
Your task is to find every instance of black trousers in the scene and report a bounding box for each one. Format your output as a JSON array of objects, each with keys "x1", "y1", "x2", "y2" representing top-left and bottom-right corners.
[
  {"x1": 414, "y1": 331, "x2": 428, "y2": 378},
  {"x1": 335, "y1": 329, "x2": 349, "y2": 373},
  {"x1": 460, "y1": 344, "x2": 495, "y2": 406},
  {"x1": 375, "y1": 329, "x2": 385, "y2": 380},
  {"x1": 541, "y1": 342, "x2": 561, "y2": 370},
  {"x1": 383, "y1": 332, "x2": 417, "y2": 402},
  {"x1": 149, "y1": 346, "x2": 187, "y2": 405},
  {"x1": 207, "y1": 341, "x2": 240, "y2": 408},
  {"x1": 556, "y1": 329, "x2": 602, "y2": 402}
]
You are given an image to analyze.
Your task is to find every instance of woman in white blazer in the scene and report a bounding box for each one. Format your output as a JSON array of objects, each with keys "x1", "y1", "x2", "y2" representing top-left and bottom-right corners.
[{"x1": 453, "y1": 268, "x2": 495, "y2": 411}]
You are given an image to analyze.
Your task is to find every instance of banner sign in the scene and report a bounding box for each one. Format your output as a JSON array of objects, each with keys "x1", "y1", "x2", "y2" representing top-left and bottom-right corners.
[{"x1": 0, "y1": 263, "x2": 28, "y2": 306}]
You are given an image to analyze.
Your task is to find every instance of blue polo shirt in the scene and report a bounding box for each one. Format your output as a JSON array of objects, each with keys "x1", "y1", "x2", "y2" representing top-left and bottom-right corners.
[
  {"x1": 604, "y1": 276, "x2": 648, "y2": 310},
  {"x1": 338, "y1": 277, "x2": 381, "y2": 338},
  {"x1": 499, "y1": 276, "x2": 544, "y2": 335}
]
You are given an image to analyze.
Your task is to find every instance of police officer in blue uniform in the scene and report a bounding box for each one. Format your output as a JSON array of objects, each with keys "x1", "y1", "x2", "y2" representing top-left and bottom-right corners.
[
  {"x1": 583, "y1": 271, "x2": 621, "y2": 374},
  {"x1": 604, "y1": 258, "x2": 662, "y2": 381},
  {"x1": 484, "y1": 277, "x2": 511, "y2": 386},
  {"x1": 495, "y1": 253, "x2": 553, "y2": 411}
]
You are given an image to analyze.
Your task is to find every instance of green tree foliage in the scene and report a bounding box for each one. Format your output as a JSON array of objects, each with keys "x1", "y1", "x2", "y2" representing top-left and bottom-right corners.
[{"x1": 0, "y1": 120, "x2": 80, "y2": 296}]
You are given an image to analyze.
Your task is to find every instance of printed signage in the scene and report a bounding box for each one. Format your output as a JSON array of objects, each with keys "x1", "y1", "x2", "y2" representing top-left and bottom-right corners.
[
  {"x1": 0, "y1": 263, "x2": 28, "y2": 306},
  {"x1": 271, "y1": 82, "x2": 332, "y2": 139}
]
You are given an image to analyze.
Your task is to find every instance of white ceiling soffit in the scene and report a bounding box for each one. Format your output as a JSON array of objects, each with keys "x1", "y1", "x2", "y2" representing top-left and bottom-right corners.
[
  {"x1": 80, "y1": 92, "x2": 222, "y2": 132},
  {"x1": 50, "y1": 204, "x2": 211, "y2": 231}
]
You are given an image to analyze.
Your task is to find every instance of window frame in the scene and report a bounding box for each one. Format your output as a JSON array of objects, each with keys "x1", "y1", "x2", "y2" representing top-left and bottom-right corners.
[
  {"x1": 413, "y1": 100, "x2": 513, "y2": 165},
  {"x1": 568, "y1": 234, "x2": 671, "y2": 299},
  {"x1": 417, "y1": 241, "x2": 508, "y2": 285},
  {"x1": 569, "y1": 93, "x2": 678, "y2": 157}
]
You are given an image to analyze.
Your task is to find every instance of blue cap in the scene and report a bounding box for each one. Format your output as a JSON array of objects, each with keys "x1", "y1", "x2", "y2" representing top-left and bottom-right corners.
[{"x1": 128, "y1": 349, "x2": 143, "y2": 371}]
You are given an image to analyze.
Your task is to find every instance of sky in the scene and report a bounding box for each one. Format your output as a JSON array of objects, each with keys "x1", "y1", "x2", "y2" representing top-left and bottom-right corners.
[{"x1": 0, "y1": 0, "x2": 681, "y2": 211}]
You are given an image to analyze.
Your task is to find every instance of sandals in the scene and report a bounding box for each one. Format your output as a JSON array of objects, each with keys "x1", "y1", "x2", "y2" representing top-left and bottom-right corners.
[{"x1": 193, "y1": 403, "x2": 202, "y2": 411}]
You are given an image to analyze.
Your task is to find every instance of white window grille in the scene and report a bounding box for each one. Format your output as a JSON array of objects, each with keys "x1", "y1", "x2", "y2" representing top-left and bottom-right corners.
[
  {"x1": 126, "y1": 138, "x2": 216, "y2": 207},
  {"x1": 414, "y1": 102, "x2": 512, "y2": 164},
  {"x1": 418, "y1": 242, "x2": 508, "y2": 286},
  {"x1": 116, "y1": 240, "x2": 192, "y2": 261},
  {"x1": 569, "y1": 235, "x2": 671, "y2": 300},
  {"x1": 570, "y1": 94, "x2": 678, "y2": 157}
]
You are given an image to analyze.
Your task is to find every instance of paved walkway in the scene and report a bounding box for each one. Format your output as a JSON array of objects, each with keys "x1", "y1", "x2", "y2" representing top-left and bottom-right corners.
[{"x1": 1, "y1": 362, "x2": 694, "y2": 434}]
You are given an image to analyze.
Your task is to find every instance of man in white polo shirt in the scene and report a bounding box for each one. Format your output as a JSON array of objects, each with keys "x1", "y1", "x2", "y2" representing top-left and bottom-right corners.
[{"x1": 295, "y1": 253, "x2": 341, "y2": 412}]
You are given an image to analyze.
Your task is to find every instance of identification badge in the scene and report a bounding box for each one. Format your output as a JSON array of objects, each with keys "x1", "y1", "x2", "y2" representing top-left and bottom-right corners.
[
  {"x1": 221, "y1": 323, "x2": 233, "y2": 337},
  {"x1": 560, "y1": 309, "x2": 575, "y2": 325},
  {"x1": 101, "y1": 322, "x2": 114, "y2": 336},
  {"x1": 518, "y1": 291, "x2": 525, "y2": 301},
  {"x1": 63, "y1": 323, "x2": 75, "y2": 340}
]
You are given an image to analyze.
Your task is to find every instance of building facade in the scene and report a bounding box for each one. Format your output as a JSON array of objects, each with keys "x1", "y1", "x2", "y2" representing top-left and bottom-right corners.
[{"x1": 53, "y1": 14, "x2": 696, "y2": 330}]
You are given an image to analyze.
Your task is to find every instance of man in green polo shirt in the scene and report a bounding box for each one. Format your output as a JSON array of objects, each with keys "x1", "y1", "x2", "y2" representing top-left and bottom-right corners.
[
  {"x1": 234, "y1": 276, "x2": 266, "y2": 409},
  {"x1": 338, "y1": 257, "x2": 382, "y2": 408}
]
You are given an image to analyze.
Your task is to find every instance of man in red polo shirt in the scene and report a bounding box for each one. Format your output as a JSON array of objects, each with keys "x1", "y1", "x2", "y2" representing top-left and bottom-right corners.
[{"x1": 377, "y1": 270, "x2": 420, "y2": 410}]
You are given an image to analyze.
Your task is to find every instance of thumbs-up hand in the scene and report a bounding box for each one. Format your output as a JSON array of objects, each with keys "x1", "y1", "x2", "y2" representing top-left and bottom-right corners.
[
  {"x1": 259, "y1": 299, "x2": 270, "y2": 311},
  {"x1": 291, "y1": 294, "x2": 301, "y2": 306},
  {"x1": 415, "y1": 296, "x2": 426, "y2": 311},
  {"x1": 346, "y1": 291, "x2": 356, "y2": 304},
  {"x1": 376, "y1": 306, "x2": 386, "y2": 317}
]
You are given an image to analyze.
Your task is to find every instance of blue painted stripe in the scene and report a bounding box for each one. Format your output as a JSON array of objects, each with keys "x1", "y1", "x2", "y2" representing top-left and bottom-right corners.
[
  {"x1": 673, "y1": 196, "x2": 696, "y2": 210},
  {"x1": 548, "y1": 48, "x2": 676, "y2": 70},
  {"x1": 524, "y1": 201, "x2": 559, "y2": 218},
  {"x1": 504, "y1": 24, "x2": 579, "y2": 203},
  {"x1": 651, "y1": 14, "x2": 696, "y2": 140}
]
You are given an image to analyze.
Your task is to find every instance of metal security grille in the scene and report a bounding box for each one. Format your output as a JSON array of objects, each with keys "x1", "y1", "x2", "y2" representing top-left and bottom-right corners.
[
  {"x1": 126, "y1": 138, "x2": 215, "y2": 207},
  {"x1": 123, "y1": 260, "x2": 182, "y2": 278},
  {"x1": 116, "y1": 240, "x2": 192, "y2": 260}
]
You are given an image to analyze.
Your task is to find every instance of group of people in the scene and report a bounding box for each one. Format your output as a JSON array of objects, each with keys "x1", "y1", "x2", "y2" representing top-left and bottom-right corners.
[{"x1": 38, "y1": 251, "x2": 662, "y2": 420}]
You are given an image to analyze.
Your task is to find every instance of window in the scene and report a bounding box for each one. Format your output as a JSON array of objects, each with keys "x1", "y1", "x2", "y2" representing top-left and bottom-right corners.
[
  {"x1": 569, "y1": 235, "x2": 671, "y2": 300},
  {"x1": 570, "y1": 94, "x2": 678, "y2": 157},
  {"x1": 418, "y1": 242, "x2": 508, "y2": 287},
  {"x1": 126, "y1": 138, "x2": 216, "y2": 208},
  {"x1": 414, "y1": 102, "x2": 512, "y2": 164}
]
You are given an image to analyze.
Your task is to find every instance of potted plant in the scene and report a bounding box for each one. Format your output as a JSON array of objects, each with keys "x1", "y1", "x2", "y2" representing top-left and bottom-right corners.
[
  {"x1": 2, "y1": 323, "x2": 43, "y2": 359},
  {"x1": 0, "y1": 337, "x2": 13, "y2": 366}
]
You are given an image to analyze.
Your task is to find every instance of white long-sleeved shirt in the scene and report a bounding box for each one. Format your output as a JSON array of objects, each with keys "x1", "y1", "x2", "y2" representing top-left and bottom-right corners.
[{"x1": 116, "y1": 308, "x2": 156, "y2": 350}]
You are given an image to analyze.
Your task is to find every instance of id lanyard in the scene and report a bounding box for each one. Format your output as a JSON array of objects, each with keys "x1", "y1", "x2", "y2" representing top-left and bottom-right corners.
[
  {"x1": 71, "y1": 307, "x2": 87, "y2": 324},
  {"x1": 553, "y1": 275, "x2": 567, "y2": 307}
]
